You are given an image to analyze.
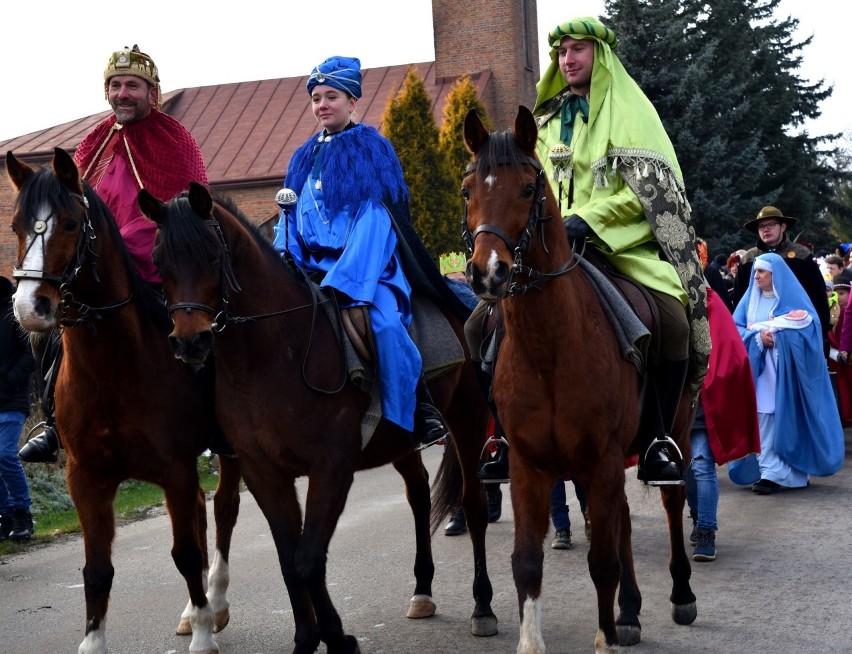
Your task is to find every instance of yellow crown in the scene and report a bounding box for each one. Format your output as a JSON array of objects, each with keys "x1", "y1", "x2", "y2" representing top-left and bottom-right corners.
[
  {"x1": 439, "y1": 251, "x2": 466, "y2": 276},
  {"x1": 104, "y1": 45, "x2": 162, "y2": 108}
]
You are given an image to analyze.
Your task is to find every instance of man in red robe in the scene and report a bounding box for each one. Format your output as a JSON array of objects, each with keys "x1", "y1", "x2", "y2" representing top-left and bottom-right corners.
[{"x1": 19, "y1": 45, "x2": 208, "y2": 462}]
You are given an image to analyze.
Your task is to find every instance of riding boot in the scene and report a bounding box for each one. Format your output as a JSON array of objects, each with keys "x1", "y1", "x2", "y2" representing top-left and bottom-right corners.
[
  {"x1": 637, "y1": 358, "x2": 689, "y2": 486},
  {"x1": 19, "y1": 330, "x2": 62, "y2": 464},
  {"x1": 18, "y1": 423, "x2": 60, "y2": 463},
  {"x1": 473, "y1": 367, "x2": 510, "y2": 482},
  {"x1": 414, "y1": 378, "x2": 451, "y2": 450}
]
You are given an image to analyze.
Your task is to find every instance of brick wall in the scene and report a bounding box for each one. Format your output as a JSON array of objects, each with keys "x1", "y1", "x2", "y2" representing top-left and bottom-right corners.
[{"x1": 433, "y1": 0, "x2": 540, "y2": 131}]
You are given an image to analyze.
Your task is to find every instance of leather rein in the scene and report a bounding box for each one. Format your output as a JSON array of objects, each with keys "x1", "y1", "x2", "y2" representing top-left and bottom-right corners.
[
  {"x1": 460, "y1": 154, "x2": 579, "y2": 295},
  {"x1": 166, "y1": 215, "x2": 347, "y2": 394},
  {"x1": 12, "y1": 189, "x2": 132, "y2": 331}
]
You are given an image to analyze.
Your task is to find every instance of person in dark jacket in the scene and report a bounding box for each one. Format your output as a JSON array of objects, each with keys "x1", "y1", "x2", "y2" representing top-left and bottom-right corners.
[
  {"x1": 0, "y1": 276, "x2": 36, "y2": 542},
  {"x1": 732, "y1": 206, "x2": 830, "y2": 356},
  {"x1": 705, "y1": 253, "x2": 735, "y2": 313}
]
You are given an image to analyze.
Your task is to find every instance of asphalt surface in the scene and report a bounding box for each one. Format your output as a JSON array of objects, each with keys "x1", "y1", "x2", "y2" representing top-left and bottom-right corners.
[{"x1": 3, "y1": 430, "x2": 851, "y2": 654}]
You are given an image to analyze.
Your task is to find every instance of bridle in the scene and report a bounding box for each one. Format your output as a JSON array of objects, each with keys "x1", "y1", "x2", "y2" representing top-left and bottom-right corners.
[
  {"x1": 165, "y1": 211, "x2": 347, "y2": 394},
  {"x1": 12, "y1": 187, "x2": 132, "y2": 329},
  {"x1": 461, "y1": 154, "x2": 579, "y2": 296}
]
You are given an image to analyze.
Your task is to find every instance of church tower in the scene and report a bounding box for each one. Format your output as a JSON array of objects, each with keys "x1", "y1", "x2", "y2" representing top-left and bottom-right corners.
[{"x1": 432, "y1": 0, "x2": 540, "y2": 131}]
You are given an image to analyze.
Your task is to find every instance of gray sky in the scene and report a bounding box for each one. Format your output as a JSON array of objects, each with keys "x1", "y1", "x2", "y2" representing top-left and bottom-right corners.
[{"x1": 1, "y1": 0, "x2": 847, "y2": 143}]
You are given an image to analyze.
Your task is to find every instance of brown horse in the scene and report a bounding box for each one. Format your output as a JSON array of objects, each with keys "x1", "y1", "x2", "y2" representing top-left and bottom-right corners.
[
  {"x1": 461, "y1": 107, "x2": 697, "y2": 653},
  {"x1": 138, "y1": 182, "x2": 497, "y2": 654},
  {"x1": 5, "y1": 148, "x2": 241, "y2": 654}
]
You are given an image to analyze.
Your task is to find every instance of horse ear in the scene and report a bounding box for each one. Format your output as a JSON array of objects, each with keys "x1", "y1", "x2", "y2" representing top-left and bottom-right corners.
[
  {"x1": 52, "y1": 147, "x2": 84, "y2": 195},
  {"x1": 5, "y1": 151, "x2": 34, "y2": 191},
  {"x1": 137, "y1": 189, "x2": 166, "y2": 225},
  {"x1": 187, "y1": 182, "x2": 213, "y2": 219},
  {"x1": 514, "y1": 106, "x2": 538, "y2": 155},
  {"x1": 463, "y1": 108, "x2": 490, "y2": 155}
]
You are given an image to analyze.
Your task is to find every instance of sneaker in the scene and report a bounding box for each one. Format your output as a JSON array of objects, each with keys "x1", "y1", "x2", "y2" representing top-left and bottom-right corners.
[
  {"x1": 689, "y1": 510, "x2": 698, "y2": 546},
  {"x1": 692, "y1": 529, "x2": 716, "y2": 562},
  {"x1": 752, "y1": 479, "x2": 783, "y2": 495},
  {"x1": 486, "y1": 485, "x2": 502, "y2": 523},
  {"x1": 9, "y1": 508, "x2": 33, "y2": 543},
  {"x1": 550, "y1": 528, "x2": 572, "y2": 550},
  {"x1": 444, "y1": 507, "x2": 466, "y2": 536}
]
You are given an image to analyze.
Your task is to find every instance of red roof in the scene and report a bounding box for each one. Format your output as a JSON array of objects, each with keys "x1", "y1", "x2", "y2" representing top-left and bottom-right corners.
[{"x1": 1, "y1": 62, "x2": 491, "y2": 187}]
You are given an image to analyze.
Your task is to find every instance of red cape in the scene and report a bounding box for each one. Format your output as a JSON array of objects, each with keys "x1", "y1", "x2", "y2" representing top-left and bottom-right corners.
[
  {"x1": 74, "y1": 110, "x2": 207, "y2": 202},
  {"x1": 702, "y1": 288, "x2": 761, "y2": 465}
]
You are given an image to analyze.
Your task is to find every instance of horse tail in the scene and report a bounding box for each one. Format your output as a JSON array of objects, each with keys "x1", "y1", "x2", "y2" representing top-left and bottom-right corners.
[{"x1": 430, "y1": 443, "x2": 463, "y2": 534}]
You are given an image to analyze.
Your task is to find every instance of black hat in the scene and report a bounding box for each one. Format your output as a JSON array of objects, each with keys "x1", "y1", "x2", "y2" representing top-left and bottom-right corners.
[
  {"x1": 743, "y1": 206, "x2": 797, "y2": 234},
  {"x1": 832, "y1": 270, "x2": 852, "y2": 290}
]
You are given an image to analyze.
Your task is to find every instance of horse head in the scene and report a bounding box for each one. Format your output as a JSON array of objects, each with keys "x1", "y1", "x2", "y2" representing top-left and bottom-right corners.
[
  {"x1": 6, "y1": 147, "x2": 96, "y2": 331},
  {"x1": 141, "y1": 182, "x2": 233, "y2": 365},
  {"x1": 461, "y1": 106, "x2": 567, "y2": 299}
]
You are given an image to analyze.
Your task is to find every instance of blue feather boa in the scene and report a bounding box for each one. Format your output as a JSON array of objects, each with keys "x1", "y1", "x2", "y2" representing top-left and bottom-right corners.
[{"x1": 284, "y1": 123, "x2": 409, "y2": 215}]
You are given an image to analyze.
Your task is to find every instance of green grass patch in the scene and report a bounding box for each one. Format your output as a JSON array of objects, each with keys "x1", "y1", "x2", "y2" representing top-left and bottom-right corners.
[{"x1": 0, "y1": 455, "x2": 228, "y2": 556}]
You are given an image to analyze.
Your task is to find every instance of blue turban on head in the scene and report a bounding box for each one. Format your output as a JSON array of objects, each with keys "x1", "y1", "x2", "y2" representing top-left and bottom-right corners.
[{"x1": 306, "y1": 56, "x2": 362, "y2": 99}]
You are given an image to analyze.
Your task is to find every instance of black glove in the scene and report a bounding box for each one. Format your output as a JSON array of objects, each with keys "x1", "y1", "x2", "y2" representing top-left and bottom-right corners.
[{"x1": 564, "y1": 214, "x2": 591, "y2": 241}]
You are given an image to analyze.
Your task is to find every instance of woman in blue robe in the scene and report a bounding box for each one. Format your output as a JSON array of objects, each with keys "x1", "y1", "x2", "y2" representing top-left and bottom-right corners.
[
  {"x1": 733, "y1": 252, "x2": 844, "y2": 493},
  {"x1": 273, "y1": 55, "x2": 448, "y2": 446}
]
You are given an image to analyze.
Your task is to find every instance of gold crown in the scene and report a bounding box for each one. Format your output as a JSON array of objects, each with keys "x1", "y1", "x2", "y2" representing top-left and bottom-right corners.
[
  {"x1": 440, "y1": 252, "x2": 467, "y2": 276},
  {"x1": 104, "y1": 45, "x2": 161, "y2": 107}
]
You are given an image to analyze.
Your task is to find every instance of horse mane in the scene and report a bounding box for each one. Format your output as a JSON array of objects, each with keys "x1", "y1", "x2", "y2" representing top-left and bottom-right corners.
[
  {"x1": 15, "y1": 167, "x2": 169, "y2": 330},
  {"x1": 472, "y1": 128, "x2": 531, "y2": 180},
  {"x1": 162, "y1": 190, "x2": 295, "y2": 279}
]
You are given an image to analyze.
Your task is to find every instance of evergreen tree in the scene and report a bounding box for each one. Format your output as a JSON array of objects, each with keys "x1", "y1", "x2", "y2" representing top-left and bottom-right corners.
[
  {"x1": 382, "y1": 67, "x2": 458, "y2": 259},
  {"x1": 604, "y1": 0, "x2": 846, "y2": 254},
  {"x1": 438, "y1": 75, "x2": 493, "y2": 255}
]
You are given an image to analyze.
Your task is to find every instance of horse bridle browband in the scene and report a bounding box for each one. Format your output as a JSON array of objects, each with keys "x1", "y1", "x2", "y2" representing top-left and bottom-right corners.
[
  {"x1": 461, "y1": 155, "x2": 578, "y2": 295},
  {"x1": 13, "y1": 189, "x2": 132, "y2": 329}
]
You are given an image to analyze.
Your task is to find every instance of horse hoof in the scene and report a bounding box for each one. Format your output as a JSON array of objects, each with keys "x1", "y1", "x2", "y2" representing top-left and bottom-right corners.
[
  {"x1": 471, "y1": 614, "x2": 498, "y2": 637},
  {"x1": 616, "y1": 624, "x2": 641, "y2": 646},
  {"x1": 406, "y1": 594, "x2": 436, "y2": 619},
  {"x1": 213, "y1": 608, "x2": 230, "y2": 632},
  {"x1": 595, "y1": 628, "x2": 620, "y2": 653},
  {"x1": 326, "y1": 634, "x2": 360, "y2": 654},
  {"x1": 671, "y1": 601, "x2": 697, "y2": 625},
  {"x1": 175, "y1": 617, "x2": 192, "y2": 635}
]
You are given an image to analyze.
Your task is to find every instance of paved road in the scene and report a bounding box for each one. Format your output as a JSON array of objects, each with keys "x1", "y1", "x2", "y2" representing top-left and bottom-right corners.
[{"x1": 3, "y1": 431, "x2": 851, "y2": 654}]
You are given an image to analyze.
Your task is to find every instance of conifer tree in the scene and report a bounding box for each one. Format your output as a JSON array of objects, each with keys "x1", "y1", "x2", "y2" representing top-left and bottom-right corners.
[
  {"x1": 605, "y1": 0, "x2": 846, "y2": 253},
  {"x1": 382, "y1": 67, "x2": 458, "y2": 258},
  {"x1": 437, "y1": 75, "x2": 494, "y2": 255}
]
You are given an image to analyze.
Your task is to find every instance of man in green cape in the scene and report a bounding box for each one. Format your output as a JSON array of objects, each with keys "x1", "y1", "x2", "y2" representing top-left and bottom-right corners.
[{"x1": 534, "y1": 16, "x2": 710, "y2": 485}]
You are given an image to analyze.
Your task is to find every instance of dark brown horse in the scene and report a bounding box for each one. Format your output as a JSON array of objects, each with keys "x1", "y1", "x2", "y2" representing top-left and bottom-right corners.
[
  {"x1": 461, "y1": 107, "x2": 696, "y2": 653},
  {"x1": 5, "y1": 148, "x2": 241, "y2": 654},
  {"x1": 138, "y1": 182, "x2": 496, "y2": 654}
]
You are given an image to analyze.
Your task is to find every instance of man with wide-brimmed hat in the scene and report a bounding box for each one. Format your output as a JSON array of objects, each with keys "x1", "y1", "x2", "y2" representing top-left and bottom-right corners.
[
  {"x1": 732, "y1": 206, "x2": 830, "y2": 356},
  {"x1": 18, "y1": 45, "x2": 210, "y2": 464}
]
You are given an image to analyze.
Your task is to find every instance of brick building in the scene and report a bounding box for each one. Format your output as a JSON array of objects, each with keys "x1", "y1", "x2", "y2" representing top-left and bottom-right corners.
[{"x1": 0, "y1": 0, "x2": 540, "y2": 278}]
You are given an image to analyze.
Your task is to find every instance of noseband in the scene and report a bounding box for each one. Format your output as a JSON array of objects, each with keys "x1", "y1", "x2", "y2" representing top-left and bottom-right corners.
[
  {"x1": 461, "y1": 155, "x2": 577, "y2": 295},
  {"x1": 13, "y1": 188, "x2": 132, "y2": 328}
]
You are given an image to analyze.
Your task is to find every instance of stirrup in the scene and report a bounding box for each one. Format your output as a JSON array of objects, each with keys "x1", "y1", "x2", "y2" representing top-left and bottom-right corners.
[
  {"x1": 478, "y1": 435, "x2": 509, "y2": 484},
  {"x1": 640, "y1": 435, "x2": 685, "y2": 487}
]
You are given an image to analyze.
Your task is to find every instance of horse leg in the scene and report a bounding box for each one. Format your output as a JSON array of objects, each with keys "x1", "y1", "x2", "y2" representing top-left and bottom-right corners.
[
  {"x1": 209, "y1": 455, "x2": 240, "y2": 632},
  {"x1": 163, "y1": 470, "x2": 218, "y2": 654},
  {"x1": 392, "y1": 454, "x2": 436, "y2": 619},
  {"x1": 660, "y1": 484, "x2": 697, "y2": 625},
  {"x1": 298, "y1": 466, "x2": 360, "y2": 654},
  {"x1": 460, "y1": 460, "x2": 497, "y2": 636},
  {"x1": 176, "y1": 456, "x2": 240, "y2": 636},
  {"x1": 67, "y1": 460, "x2": 120, "y2": 654},
  {"x1": 586, "y1": 467, "x2": 627, "y2": 654},
  {"x1": 443, "y1": 392, "x2": 497, "y2": 637},
  {"x1": 615, "y1": 498, "x2": 642, "y2": 646},
  {"x1": 245, "y1": 473, "x2": 321, "y2": 654},
  {"x1": 511, "y1": 464, "x2": 552, "y2": 654}
]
